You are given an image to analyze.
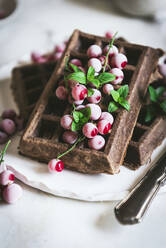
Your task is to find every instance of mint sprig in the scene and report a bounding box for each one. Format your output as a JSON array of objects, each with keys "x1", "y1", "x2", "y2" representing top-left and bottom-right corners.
[
  {"x1": 71, "y1": 107, "x2": 91, "y2": 132},
  {"x1": 145, "y1": 85, "x2": 166, "y2": 123},
  {"x1": 108, "y1": 85, "x2": 130, "y2": 112}
]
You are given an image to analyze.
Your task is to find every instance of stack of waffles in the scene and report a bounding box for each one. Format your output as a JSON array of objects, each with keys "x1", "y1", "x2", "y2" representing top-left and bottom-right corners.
[{"x1": 11, "y1": 30, "x2": 166, "y2": 174}]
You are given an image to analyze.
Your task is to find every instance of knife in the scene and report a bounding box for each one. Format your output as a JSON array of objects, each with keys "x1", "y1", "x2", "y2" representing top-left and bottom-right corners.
[{"x1": 114, "y1": 152, "x2": 166, "y2": 225}]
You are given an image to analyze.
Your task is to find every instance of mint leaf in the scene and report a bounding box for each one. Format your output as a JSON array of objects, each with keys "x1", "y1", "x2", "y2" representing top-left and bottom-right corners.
[
  {"x1": 79, "y1": 107, "x2": 91, "y2": 120},
  {"x1": 156, "y1": 86, "x2": 165, "y2": 98},
  {"x1": 73, "y1": 111, "x2": 83, "y2": 123},
  {"x1": 69, "y1": 63, "x2": 81, "y2": 72},
  {"x1": 160, "y1": 100, "x2": 166, "y2": 113},
  {"x1": 71, "y1": 107, "x2": 91, "y2": 131},
  {"x1": 67, "y1": 72, "x2": 86, "y2": 85},
  {"x1": 110, "y1": 90, "x2": 120, "y2": 102},
  {"x1": 148, "y1": 86, "x2": 158, "y2": 103},
  {"x1": 87, "y1": 88, "x2": 94, "y2": 97},
  {"x1": 108, "y1": 101, "x2": 118, "y2": 112},
  {"x1": 71, "y1": 121, "x2": 82, "y2": 132},
  {"x1": 89, "y1": 78, "x2": 100, "y2": 88},
  {"x1": 87, "y1": 66, "x2": 95, "y2": 81},
  {"x1": 97, "y1": 72, "x2": 115, "y2": 84},
  {"x1": 145, "y1": 105, "x2": 156, "y2": 123},
  {"x1": 118, "y1": 98, "x2": 130, "y2": 111},
  {"x1": 117, "y1": 85, "x2": 129, "y2": 98}
]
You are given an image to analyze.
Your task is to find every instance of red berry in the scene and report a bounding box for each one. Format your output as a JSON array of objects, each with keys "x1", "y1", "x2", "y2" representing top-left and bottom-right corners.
[
  {"x1": 62, "y1": 131, "x2": 78, "y2": 144},
  {"x1": 72, "y1": 84, "x2": 88, "y2": 101},
  {"x1": 48, "y1": 159, "x2": 64, "y2": 173},
  {"x1": 82, "y1": 123, "x2": 98, "y2": 139},
  {"x1": 0, "y1": 170, "x2": 15, "y2": 186},
  {"x1": 56, "y1": 86, "x2": 68, "y2": 100},
  {"x1": 97, "y1": 119, "x2": 111, "y2": 135},
  {"x1": 88, "y1": 135, "x2": 105, "y2": 150}
]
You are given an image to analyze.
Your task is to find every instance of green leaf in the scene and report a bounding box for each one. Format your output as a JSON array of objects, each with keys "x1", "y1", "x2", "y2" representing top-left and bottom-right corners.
[
  {"x1": 145, "y1": 105, "x2": 156, "y2": 123},
  {"x1": 71, "y1": 107, "x2": 91, "y2": 131},
  {"x1": 87, "y1": 88, "x2": 94, "y2": 97},
  {"x1": 73, "y1": 111, "x2": 83, "y2": 123},
  {"x1": 79, "y1": 107, "x2": 91, "y2": 120},
  {"x1": 97, "y1": 72, "x2": 116, "y2": 84},
  {"x1": 160, "y1": 100, "x2": 166, "y2": 113},
  {"x1": 69, "y1": 63, "x2": 82, "y2": 72},
  {"x1": 67, "y1": 72, "x2": 86, "y2": 85},
  {"x1": 108, "y1": 101, "x2": 119, "y2": 112},
  {"x1": 117, "y1": 85, "x2": 129, "y2": 98},
  {"x1": 148, "y1": 86, "x2": 158, "y2": 103},
  {"x1": 118, "y1": 98, "x2": 130, "y2": 111},
  {"x1": 110, "y1": 90, "x2": 120, "y2": 102},
  {"x1": 89, "y1": 78, "x2": 100, "y2": 88},
  {"x1": 156, "y1": 86, "x2": 165, "y2": 98},
  {"x1": 87, "y1": 66, "x2": 95, "y2": 81},
  {"x1": 71, "y1": 121, "x2": 82, "y2": 132}
]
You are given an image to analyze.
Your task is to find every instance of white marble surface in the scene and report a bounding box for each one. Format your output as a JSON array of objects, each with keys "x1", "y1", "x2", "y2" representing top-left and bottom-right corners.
[{"x1": 1, "y1": 0, "x2": 166, "y2": 247}]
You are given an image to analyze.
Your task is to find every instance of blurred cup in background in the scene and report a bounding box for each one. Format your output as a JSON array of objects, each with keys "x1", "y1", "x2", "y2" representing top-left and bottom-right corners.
[{"x1": 113, "y1": 0, "x2": 166, "y2": 17}]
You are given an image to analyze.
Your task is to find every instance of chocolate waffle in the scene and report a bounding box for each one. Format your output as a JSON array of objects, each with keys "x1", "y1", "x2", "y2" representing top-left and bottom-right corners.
[
  {"x1": 124, "y1": 72, "x2": 166, "y2": 169},
  {"x1": 11, "y1": 60, "x2": 166, "y2": 170},
  {"x1": 11, "y1": 61, "x2": 56, "y2": 120},
  {"x1": 18, "y1": 30, "x2": 162, "y2": 174}
]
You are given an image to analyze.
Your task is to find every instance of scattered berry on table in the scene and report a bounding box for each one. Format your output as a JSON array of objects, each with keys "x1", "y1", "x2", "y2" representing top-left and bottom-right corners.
[
  {"x1": 60, "y1": 115, "x2": 73, "y2": 130},
  {"x1": 0, "y1": 170, "x2": 15, "y2": 186},
  {"x1": 62, "y1": 131, "x2": 78, "y2": 144},
  {"x1": 88, "y1": 135, "x2": 105, "y2": 150},
  {"x1": 86, "y1": 104, "x2": 101, "y2": 120},
  {"x1": 97, "y1": 119, "x2": 111, "y2": 135},
  {"x1": 48, "y1": 159, "x2": 64, "y2": 173},
  {"x1": 87, "y1": 89, "x2": 101, "y2": 104},
  {"x1": 2, "y1": 183, "x2": 23, "y2": 204},
  {"x1": 0, "y1": 119, "x2": 16, "y2": 135},
  {"x1": 82, "y1": 123, "x2": 98, "y2": 139},
  {"x1": 87, "y1": 45, "x2": 102, "y2": 58}
]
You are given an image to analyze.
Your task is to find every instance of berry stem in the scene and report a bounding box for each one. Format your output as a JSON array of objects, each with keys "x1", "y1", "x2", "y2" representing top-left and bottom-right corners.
[
  {"x1": 103, "y1": 31, "x2": 118, "y2": 73},
  {"x1": 0, "y1": 140, "x2": 11, "y2": 165},
  {"x1": 57, "y1": 136, "x2": 85, "y2": 159}
]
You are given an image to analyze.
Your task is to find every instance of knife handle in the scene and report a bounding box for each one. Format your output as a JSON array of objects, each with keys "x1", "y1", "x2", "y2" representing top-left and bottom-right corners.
[{"x1": 114, "y1": 172, "x2": 166, "y2": 225}]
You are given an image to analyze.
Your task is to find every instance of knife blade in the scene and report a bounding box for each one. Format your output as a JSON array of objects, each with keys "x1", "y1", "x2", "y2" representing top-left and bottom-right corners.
[{"x1": 114, "y1": 152, "x2": 166, "y2": 225}]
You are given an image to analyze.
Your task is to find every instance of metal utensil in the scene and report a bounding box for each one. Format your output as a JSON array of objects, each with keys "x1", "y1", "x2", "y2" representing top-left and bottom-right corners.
[{"x1": 114, "y1": 152, "x2": 166, "y2": 225}]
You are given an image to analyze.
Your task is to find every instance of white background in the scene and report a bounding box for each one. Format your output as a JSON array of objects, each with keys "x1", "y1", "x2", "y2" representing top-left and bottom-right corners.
[{"x1": 1, "y1": 0, "x2": 166, "y2": 247}]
